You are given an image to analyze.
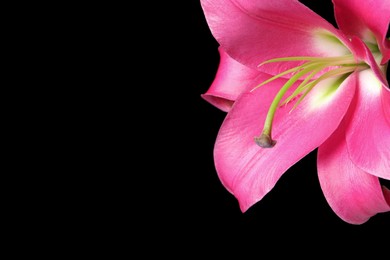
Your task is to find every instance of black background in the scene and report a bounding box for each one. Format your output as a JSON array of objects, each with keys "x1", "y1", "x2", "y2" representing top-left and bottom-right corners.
[
  {"x1": 146, "y1": 0, "x2": 390, "y2": 250},
  {"x1": 7, "y1": 0, "x2": 389, "y2": 256}
]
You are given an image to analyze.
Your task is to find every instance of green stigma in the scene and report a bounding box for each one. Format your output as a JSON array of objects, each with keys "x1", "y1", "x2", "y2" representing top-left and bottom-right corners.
[{"x1": 253, "y1": 54, "x2": 369, "y2": 148}]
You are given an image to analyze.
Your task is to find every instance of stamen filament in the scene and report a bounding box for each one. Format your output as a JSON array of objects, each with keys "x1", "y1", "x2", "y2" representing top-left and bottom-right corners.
[
  {"x1": 289, "y1": 66, "x2": 356, "y2": 111},
  {"x1": 250, "y1": 65, "x2": 304, "y2": 92},
  {"x1": 282, "y1": 66, "x2": 324, "y2": 105},
  {"x1": 253, "y1": 53, "x2": 366, "y2": 148},
  {"x1": 252, "y1": 56, "x2": 356, "y2": 92},
  {"x1": 258, "y1": 54, "x2": 354, "y2": 66}
]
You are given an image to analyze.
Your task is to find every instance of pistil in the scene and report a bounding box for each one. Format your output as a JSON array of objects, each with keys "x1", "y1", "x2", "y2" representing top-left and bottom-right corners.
[{"x1": 253, "y1": 54, "x2": 367, "y2": 148}]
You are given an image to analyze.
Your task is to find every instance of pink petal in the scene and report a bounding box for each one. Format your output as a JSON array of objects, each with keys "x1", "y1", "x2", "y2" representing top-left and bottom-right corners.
[
  {"x1": 213, "y1": 72, "x2": 357, "y2": 212},
  {"x1": 200, "y1": 0, "x2": 351, "y2": 76},
  {"x1": 201, "y1": 47, "x2": 261, "y2": 112},
  {"x1": 332, "y1": 0, "x2": 390, "y2": 64},
  {"x1": 345, "y1": 69, "x2": 390, "y2": 180},
  {"x1": 349, "y1": 36, "x2": 388, "y2": 88},
  {"x1": 318, "y1": 120, "x2": 390, "y2": 225}
]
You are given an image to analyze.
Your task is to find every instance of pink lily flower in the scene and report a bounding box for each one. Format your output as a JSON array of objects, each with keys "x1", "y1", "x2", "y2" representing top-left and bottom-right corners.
[{"x1": 200, "y1": 0, "x2": 390, "y2": 224}]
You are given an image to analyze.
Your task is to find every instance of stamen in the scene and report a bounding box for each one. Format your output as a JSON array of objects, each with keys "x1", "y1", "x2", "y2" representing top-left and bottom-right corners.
[
  {"x1": 253, "y1": 54, "x2": 363, "y2": 148},
  {"x1": 281, "y1": 67, "x2": 323, "y2": 105},
  {"x1": 250, "y1": 65, "x2": 304, "y2": 92},
  {"x1": 258, "y1": 54, "x2": 355, "y2": 67},
  {"x1": 288, "y1": 66, "x2": 356, "y2": 111},
  {"x1": 251, "y1": 55, "x2": 356, "y2": 92}
]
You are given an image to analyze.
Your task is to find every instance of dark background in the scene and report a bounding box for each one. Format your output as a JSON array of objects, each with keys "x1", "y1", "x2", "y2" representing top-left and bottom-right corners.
[
  {"x1": 148, "y1": 0, "x2": 389, "y2": 249},
  {"x1": 8, "y1": 0, "x2": 388, "y2": 256}
]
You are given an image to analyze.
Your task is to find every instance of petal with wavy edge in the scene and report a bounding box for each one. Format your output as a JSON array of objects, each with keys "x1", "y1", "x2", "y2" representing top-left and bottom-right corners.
[
  {"x1": 201, "y1": 47, "x2": 261, "y2": 112},
  {"x1": 214, "y1": 72, "x2": 356, "y2": 212},
  {"x1": 200, "y1": 0, "x2": 351, "y2": 76},
  {"x1": 332, "y1": 0, "x2": 390, "y2": 64},
  {"x1": 345, "y1": 69, "x2": 390, "y2": 180},
  {"x1": 318, "y1": 120, "x2": 390, "y2": 225}
]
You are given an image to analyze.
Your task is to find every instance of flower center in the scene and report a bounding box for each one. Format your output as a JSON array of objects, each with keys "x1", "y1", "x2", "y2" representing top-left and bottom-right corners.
[{"x1": 253, "y1": 55, "x2": 369, "y2": 148}]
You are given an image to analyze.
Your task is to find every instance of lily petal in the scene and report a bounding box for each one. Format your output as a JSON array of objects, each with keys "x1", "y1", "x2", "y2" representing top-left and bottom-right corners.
[
  {"x1": 345, "y1": 69, "x2": 390, "y2": 180},
  {"x1": 349, "y1": 36, "x2": 388, "y2": 88},
  {"x1": 201, "y1": 46, "x2": 261, "y2": 112},
  {"x1": 214, "y1": 72, "x2": 356, "y2": 212},
  {"x1": 332, "y1": 0, "x2": 390, "y2": 64},
  {"x1": 200, "y1": 0, "x2": 350, "y2": 76},
  {"x1": 318, "y1": 120, "x2": 390, "y2": 225}
]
